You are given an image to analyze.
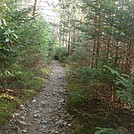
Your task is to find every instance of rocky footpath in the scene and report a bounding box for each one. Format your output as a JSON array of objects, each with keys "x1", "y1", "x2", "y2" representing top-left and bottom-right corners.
[{"x1": 0, "y1": 61, "x2": 72, "y2": 134}]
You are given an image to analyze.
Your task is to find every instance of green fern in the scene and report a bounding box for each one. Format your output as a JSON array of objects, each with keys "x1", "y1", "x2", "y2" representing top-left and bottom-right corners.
[
  {"x1": 95, "y1": 127, "x2": 121, "y2": 134},
  {"x1": 104, "y1": 65, "x2": 134, "y2": 104}
]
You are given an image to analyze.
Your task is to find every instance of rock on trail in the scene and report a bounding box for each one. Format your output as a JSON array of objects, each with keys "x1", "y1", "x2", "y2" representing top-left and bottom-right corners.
[{"x1": 0, "y1": 61, "x2": 72, "y2": 134}]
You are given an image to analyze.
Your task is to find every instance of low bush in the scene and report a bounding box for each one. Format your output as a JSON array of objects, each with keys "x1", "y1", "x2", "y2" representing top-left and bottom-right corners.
[
  {"x1": 67, "y1": 65, "x2": 134, "y2": 134},
  {"x1": 54, "y1": 47, "x2": 68, "y2": 62}
]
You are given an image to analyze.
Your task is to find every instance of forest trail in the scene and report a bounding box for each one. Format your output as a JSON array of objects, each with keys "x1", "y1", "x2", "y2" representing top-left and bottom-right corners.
[{"x1": 0, "y1": 61, "x2": 72, "y2": 134}]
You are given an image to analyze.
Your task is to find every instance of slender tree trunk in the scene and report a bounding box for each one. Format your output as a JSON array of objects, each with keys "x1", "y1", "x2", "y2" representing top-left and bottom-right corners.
[
  {"x1": 115, "y1": 42, "x2": 119, "y2": 66},
  {"x1": 91, "y1": 39, "x2": 96, "y2": 68},
  {"x1": 95, "y1": 10, "x2": 101, "y2": 68},
  {"x1": 96, "y1": 37, "x2": 100, "y2": 68},
  {"x1": 63, "y1": 30, "x2": 65, "y2": 46},
  {"x1": 106, "y1": 37, "x2": 111, "y2": 59},
  {"x1": 126, "y1": 41, "x2": 133, "y2": 73},
  {"x1": 32, "y1": 0, "x2": 37, "y2": 16},
  {"x1": 68, "y1": 27, "x2": 71, "y2": 56}
]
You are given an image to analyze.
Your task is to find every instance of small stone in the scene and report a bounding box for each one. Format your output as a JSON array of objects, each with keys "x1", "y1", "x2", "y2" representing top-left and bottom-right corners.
[
  {"x1": 51, "y1": 130, "x2": 55, "y2": 133},
  {"x1": 34, "y1": 110, "x2": 39, "y2": 114},
  {"x1": 58, "y1": 119, "x2": 63, "y2": 124},
  {"x1": 50, "y1": 121, "x2": 53, "y2": 124},
  {"x1": 61, "y1": 99, "x2": 64, "y2": 102},
  {"x1": 14, "y1": 113, "x2": 20, "y2": 117},
  {"x1": 32, "y1": 99, "x2": 37, "y2": 103},
  {"x1": 41, "y1": 101, "x2": 45, "y2": 105},
  {"x1": 55, "y1": 131, "x2": 58, "y2": 134},
  {"x1": 41, "y1": 103, "x2": 46, "y2": 108},
  {"x1": 63, "y1": 122, "x2": 67, "y2": 126},
  {"x1": 54, "y1": 108, "x2": 58, "y2": 111},
  {"x1": 41, "y1": 130, "x2": 47, "y2": 133},
  {"x1": 43, "y1": 125, "x2": 47, "y2": 129},
  {"x1": 18, "y1": 120, "x2": 27, "y2": 126},
  {"x1": 48, "y1": 108, "x2": 52, "y2": 111},
  {"x1": 20, "y1": 105, "x2": 25, "y2": 110},
  {"x1": 33, "y1": 114, "x2": 41, "y2": 118},
  {"x1": 22, "y1": 130, "x2": 27, "y2": 133},
  {"x1": 68, "y1": 124, "x2": 71, "y2": 127},
  {"x1": 40, "y1": 120, "x2": 47, "y2": 124},
  {"x1": 40, "y1": 108, "x2": 43, "y2": 111},
  {"x1": 45, "y1": 93, "x2": 48, "y2": 96},
  {"x1": 44, "y1": 120, "x2": 47, "y2": 124},
  {"x1": 34, "y1": 118, "x2": 38, "y2": 121},
  {"x1": 20, "y1": 116, "x2": 25, "y2": 120}
]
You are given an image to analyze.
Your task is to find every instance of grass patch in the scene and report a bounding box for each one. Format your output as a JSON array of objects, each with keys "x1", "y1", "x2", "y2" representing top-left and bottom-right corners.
[
  {"x1": 0, "y1": 98, "x2": 20, "y2": 123},
  {"x1": 40, "y1": 67, "x2": 50, "y2": 75}
]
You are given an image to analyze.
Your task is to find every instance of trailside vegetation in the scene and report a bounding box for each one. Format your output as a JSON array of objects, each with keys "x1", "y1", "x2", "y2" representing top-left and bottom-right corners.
[
  {"x1": 0, "y1": 0, "x2": 55, "y2": 123},
  {"x1": 58, "y1": 0, "x2": 134, "y2": 133}
]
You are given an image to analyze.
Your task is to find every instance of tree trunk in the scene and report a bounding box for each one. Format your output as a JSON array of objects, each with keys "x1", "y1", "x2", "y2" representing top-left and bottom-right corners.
[{"x1": 32, "y1": 0, "x2": 37, "y2": 16}]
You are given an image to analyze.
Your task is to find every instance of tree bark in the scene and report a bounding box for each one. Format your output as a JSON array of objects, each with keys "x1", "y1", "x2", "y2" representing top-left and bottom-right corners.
[{"x1": 32, "y1": 0, "x2": 37, "y2": 16}]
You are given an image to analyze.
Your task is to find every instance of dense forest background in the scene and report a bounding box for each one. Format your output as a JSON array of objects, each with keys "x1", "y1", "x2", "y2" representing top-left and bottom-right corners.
[
  {"x1": 57, "y1": 0, "x2": 134, "y2": 133},
  {"x1": 0, "y1": 0, "x2": 134, "y2": 134}
]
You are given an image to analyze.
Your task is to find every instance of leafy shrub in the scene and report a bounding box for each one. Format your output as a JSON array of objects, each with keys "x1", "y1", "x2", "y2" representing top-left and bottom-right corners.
[
  {"x1": 68, "y1": 83, "x2": 87, "y2": 104},
  {"x1": 70, "y1": 67, "x2": 109, "y2": 84},
  {"x1": 68, "y1": 65, "x2": 134, "y2": 134},
  {"x1": 105, "y1": 65, "x2": 134, "y2": 105},
  {"x1": 0, "y1": 1, "x2": 55, "y2": 90},
  {"x1": 54, "y1": 47, "x2": 68, "y2": 62},
  {"x1": 67, "y1": 82, "x2": 89, "y2": 114},
  {"x1": 69, "y1": 45, "x2": 92, "y2": 66}
]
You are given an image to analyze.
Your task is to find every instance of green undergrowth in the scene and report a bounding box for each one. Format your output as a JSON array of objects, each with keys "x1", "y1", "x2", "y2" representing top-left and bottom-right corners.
[
  {"x1": 0, "y1": 67, "x2": 50, "y2": 124},
  {"x1": 0, "y1": 98, "x2": 19, "y2": 123},
  {"x1": 67, "y1": 67, "x2": 134, "y2": 134},
  {"x1": 0, "y1": 0, "x2": 55, "y2": 126},
  {"x1": 54, "y1": 46, "x2": 68, "y2": 63},
  {"x1": 67, "y1": 81, "x2": 106, "y2": 134}
]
